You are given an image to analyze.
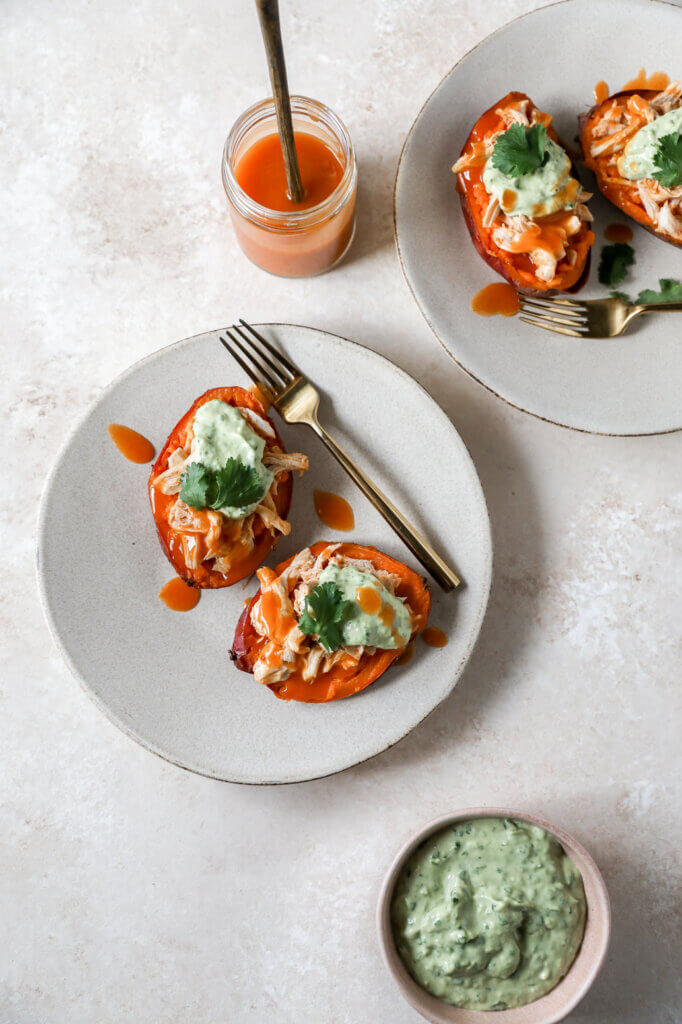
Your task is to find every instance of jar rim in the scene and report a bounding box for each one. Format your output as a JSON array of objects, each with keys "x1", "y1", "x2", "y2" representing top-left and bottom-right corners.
[{"x1": 222, "y1": 95, "x2": 357, "y2": 232}]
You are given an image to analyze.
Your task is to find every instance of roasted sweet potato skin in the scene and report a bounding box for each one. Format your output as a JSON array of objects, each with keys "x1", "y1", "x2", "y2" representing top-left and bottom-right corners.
[
  {"x1": 579, "y1": 89, "x2": 682, "y2": 248},
  {"x1": 456, "y1": 91, "x2": 593, "y2": 294},
  {"x1": 148, "y1": 387, "x2": 293, "y2": 589},
  {"x1": 230, "y1": 541, "x2": 431, "y2": 703}
]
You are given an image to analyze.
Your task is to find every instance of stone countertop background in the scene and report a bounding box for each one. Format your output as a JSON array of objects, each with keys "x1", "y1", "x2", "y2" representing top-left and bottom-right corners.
[{"x1": 2, "y1": 0, "x2": 680, "y2": 1021}]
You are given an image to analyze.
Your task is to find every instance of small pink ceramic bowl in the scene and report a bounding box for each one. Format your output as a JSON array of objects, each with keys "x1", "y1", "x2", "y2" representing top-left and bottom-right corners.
[{"x1": 377, "y1": 808, "x2": 611, "y2": 1024}]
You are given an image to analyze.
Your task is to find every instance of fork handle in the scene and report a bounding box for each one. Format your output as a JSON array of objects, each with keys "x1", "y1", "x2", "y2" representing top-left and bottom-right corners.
[
  {"x1": 310, "y1": 420, "x2": 460, "y2": 592},
  {"x1": 638, "y1": 302, "x2": 682, "y2": 313}
]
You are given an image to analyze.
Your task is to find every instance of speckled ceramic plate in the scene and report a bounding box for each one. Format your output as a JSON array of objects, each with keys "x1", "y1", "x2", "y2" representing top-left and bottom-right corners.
[
  {"x1": 394, "y1": 0, "x2": 682, "y2": 435},
  {"x1": 38, "y1": 325, "x2": 491, "y2": 784}
]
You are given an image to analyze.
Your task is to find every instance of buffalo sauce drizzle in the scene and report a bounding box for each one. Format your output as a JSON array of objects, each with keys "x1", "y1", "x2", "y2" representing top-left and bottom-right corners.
[
  {"x1": 313, "y1": 489, "x2": 354, "y2": 531},
  {"x1": 621, "y1": 69, "x2": 670, "y2": 91},
  {"x1": 593, "y1": 80, "x2": 609, "y2": 104},
  {"x1": 108, "y1": 424, "x2": 155, "y2": 463},
  {"x1": 396, "y1": 640, "x2": 415, "y2": 666},
  {"x1": 604, "y1": 223, "x2": 634, "y2": 243},
  {"x1": 258, "y1": 588, "x2": 297, "y2": 644},
  {"x1": 471, "y1": 282, "x2": 519, "y2": 317},
  {"x1": 248, "y1": 383, "x2": 273, "y2": 413},
  {"x1": 423, "y1": 627, "x2": 448, "y2": 648},
  {"x1": 356, "y1": 585, "x2": 382, "y2": 616},
  {"x1": 594, "y1": 72, "x2": 670, "y2": 104},
  {"x1": 159, "y1": 576, "x2": 201, "y2": 611}
]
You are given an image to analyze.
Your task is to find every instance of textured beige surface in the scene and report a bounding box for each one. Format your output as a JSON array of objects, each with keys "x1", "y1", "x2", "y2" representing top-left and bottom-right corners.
[{"x1": 2, "y1": 0, "x2": 681, "y2": 1021}]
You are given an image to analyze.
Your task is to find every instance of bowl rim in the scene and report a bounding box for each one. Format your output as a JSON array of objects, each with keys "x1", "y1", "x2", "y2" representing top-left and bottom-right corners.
[{"x1": 376, "y1": 807, "x2": 611, "y2": 1024}]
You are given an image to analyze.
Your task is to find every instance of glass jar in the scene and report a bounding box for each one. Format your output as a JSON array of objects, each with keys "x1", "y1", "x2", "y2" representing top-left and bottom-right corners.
[{"x1": 222, "y1": 96, "x2": 357, "y2": 278}]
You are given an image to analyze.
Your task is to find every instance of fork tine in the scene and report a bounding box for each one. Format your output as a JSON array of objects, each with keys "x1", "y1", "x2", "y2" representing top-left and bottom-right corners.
[
  {"x1": 522, "y1": 295, "x2": 583, "y2": 309},
  {"x1": 238, "y1": 319, "x2": 301, "y2": 380},
  {"x1": 519, "y1": 298, "x2": 587, "y2": 323},
  {"x1": 519, "y1": 315, "x2": 584, "y2": 338},
  {"x1": 231, "y1": 323, "x2": 293, "y2": 389},
  {"x1": 519, "y1": 303, "x2": 587, "y2": 329},
  {"x1": 220, "y1": 332, "x2": 280, "y2": 393}
]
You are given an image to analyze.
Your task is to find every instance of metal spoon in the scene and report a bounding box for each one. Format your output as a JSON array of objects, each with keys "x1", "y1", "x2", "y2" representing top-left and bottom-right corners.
[{"x1": 254, "y1": 0, "x2": 304, "y2": 203}]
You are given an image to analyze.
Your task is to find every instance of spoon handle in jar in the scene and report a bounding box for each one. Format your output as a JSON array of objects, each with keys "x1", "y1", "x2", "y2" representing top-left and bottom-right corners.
[{"x1": 254, "y1": 0, "x2": 305, "y2": 203}]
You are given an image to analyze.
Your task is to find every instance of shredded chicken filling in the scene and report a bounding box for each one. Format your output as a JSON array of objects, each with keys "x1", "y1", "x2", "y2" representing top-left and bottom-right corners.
[
  {"x1": 151, "y1": 407, "x2": 308, "y2": 577},
  {"x1": 587, "y1": 81, "x2": 682, "y2": 242},
  {"x1": 452, "y1": 99, "x2": 593, "y2": 283},
  {"x1": 249, "y1": 545, "x2": 413, "y2": 687}
]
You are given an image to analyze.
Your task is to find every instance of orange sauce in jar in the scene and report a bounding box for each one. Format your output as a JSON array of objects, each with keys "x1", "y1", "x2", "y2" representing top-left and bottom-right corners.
[
  {"x1": 159, "y1": 577, "x2": 201, "y2": 612},
  {"x1": 471, "y1": 282, "x2": 519, "y2": 317},
  {"x1": 313, "y1": 490, "x2": 354, "y2": 531},
  {"x1": 108, "y1": 424, "x2": 155, "y2": 463},
  {"x1": 620, "y1": 69, "x2": 670, "y2": 91},
  {"x1": 422, "y1": 627, "x2": 448, "y2": 648},
  {"x1": 224, "y1": 98, "x2": 357, "y2": 279},
  {"x1": 235, "y1": 132, "x2": 344, "y2": 211},
  {"x1": 604, "y1": 223, "x2": 634, "y2": 243}
]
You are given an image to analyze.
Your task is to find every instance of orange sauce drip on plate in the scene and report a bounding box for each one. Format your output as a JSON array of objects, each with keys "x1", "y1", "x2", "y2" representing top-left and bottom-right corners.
[
  {"x1": 604, "y1": 223, "x2": 634, "y2": 243},
  {"x1": 356, "y1": 586, "x2": 382, "y2": 616},
  {"x1": 313, "y1": 490, "x2": 355, "y2": 531},
  {"x1": 471, "y1": 282, "x2": 519, "y2": 318},
  {"x1": 593, "y1": 80, "x2": 609, "y2": 104},
  {"x1": 620, "y1": 69, "x2": 670, "y2": 92},
  {"x1": 159, "y1": 577, "x2": 201, "y2": 612},
  {"x1": 422, "y1": 626, "x2": 448, "y2": 648},
  {"x1": 235, "y1": 132, "x2": 344, "y2": 212},
  {"x1": 108, "y1": 423, "x2": 155, "y2": 463}
]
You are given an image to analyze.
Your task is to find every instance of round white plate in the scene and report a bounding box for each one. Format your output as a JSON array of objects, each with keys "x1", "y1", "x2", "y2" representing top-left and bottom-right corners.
[
  {"x1": 38, "y1": 325, "x2": 491, "y2": 784},
  {"x1": 395, "y1": 0, "x2": 682, "y2": 435}
]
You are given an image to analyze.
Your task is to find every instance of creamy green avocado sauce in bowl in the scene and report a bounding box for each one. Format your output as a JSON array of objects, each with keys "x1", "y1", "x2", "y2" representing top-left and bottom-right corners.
[
  {"x1": 378, "y1": 810, "x2": 611, "y2": 1023},
  {"x1": 391, "y1": 818, "x2": 585, "y2": 1010}
]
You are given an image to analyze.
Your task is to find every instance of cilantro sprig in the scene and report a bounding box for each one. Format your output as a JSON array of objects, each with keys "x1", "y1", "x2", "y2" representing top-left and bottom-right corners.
[
  {"x1": 598, "y1": 242, "x2": 635, "y2": 287},
  {"x1": 491, "y1": 123, "x2": 548, "y2": 178},
  {"x1": 636, "y1": 278, "x2": 682, "y2": 304},
  {"x1": 297, "y1": 582, "x2": 354, "y2": 654},
  {"x1": 179, "y1": 459, "x2": 265, "y2": 511},
  {"x1": 652, "y1": 132, "x2": 682, "y2": 189}
]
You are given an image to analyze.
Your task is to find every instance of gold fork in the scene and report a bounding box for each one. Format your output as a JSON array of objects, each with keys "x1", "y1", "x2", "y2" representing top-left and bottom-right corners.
[
  {"x1": 220, "y1": 320, "x2": 460, "y2": 592},
  {"x1": 518, "y1": 294, "x2": 682, "y2": 338}
]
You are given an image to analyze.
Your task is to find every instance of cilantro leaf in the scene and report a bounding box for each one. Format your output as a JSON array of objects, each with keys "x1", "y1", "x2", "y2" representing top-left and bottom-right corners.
[
  {"x1": 652, "y1": 132, "x2": 682, "y2": 189},
  {"x1": 598, "y1": 242, "x2": 635, "y2": 287},
  {"x1": 636, "y1": 278, "x2": 682, "y2": 304},
  {"x1": 610, "y1": 290, "x2": 631, "y2": 302},
  {"x1": 179, "y1": 458, "x2": 265, "y2": 511},
  {"x1": 491, "y1": 123, "x2": 548, "y2": 178},
  {"x1": 211, "y1": 459, "x2": 265, "y2": 509},
  {"x1": 179, "y1": 462, "x2": 212, "y2": 509},
  {"x1": 298, "y1": 582, "x2": 354, "y2": 654}
]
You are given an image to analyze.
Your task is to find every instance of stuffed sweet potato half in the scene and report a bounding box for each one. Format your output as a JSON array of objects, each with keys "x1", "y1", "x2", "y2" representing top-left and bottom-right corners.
[
  {"x1": 149, "y1": 387, "x2": 308, "y2": 588},
  {"x1": 453, "y1": 91, "x2": 595, "y2": 294},
  {"x1": 230, "y1": 541, "x2": 431, "y2": 702},
  {"x1": 579, "y1": 81, "x2": 682, "y2": 246}
]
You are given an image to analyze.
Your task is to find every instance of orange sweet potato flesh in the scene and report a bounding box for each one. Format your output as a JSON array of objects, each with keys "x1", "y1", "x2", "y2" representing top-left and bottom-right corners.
[
  {"x1": 456, "y1": 91, "x2": 594, "y2": 294},
  {"x1": 230, "y1": 542, "x2": 431, "y2": 702},
  {"x1": 148, "y1": 387, "x2": 293, "y2": 588},
  {"x1": 579, "y1": 89, "x2": 682, "y2": 248}
]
